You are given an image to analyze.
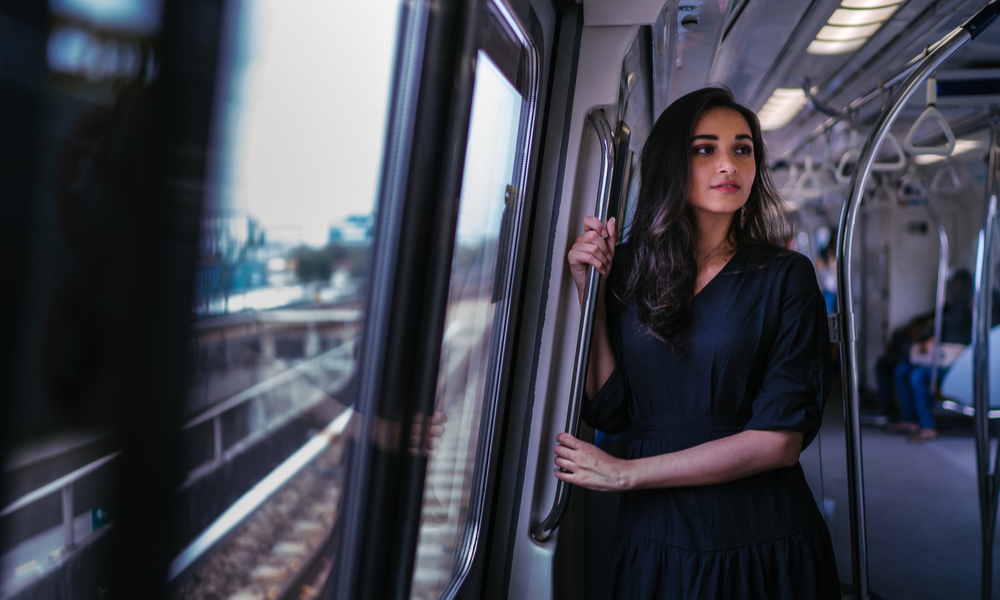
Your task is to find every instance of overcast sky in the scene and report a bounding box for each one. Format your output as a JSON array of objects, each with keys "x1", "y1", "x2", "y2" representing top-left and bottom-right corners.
[{"x1": 222, "y1": 0, "x2": 399, "y2": 246}]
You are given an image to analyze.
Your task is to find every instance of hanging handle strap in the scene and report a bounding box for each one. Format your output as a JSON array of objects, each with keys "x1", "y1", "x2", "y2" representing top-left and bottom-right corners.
[
  {"x1": 836, "y1": 129, "x2": 862, "y2": 185},
  {"x1": 931, "y1": 161, "x2": 962, "y2": 194},
  {"x1": 904, "y1": 76, "x2": 957, "y2": 156},
  {"x1": 872, "y1": 132, "x2": 907, "y2": 172}
]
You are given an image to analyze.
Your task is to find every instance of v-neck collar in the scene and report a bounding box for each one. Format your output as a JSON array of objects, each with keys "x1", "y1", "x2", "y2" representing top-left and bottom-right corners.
[{"x1": 693, "y1": 244, "x2": 742, "y2": 300}]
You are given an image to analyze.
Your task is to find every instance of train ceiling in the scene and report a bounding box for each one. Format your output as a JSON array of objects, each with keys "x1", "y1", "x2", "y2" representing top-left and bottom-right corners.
[{"x1": 578, "y1": 0, "x2": 1000, "y2": 167}]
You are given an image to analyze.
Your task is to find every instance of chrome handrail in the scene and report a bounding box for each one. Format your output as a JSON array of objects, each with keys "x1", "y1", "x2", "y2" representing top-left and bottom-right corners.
[
  {"x1": 921, "y1": 202, "x2": 950, "y2": 392},
  {"x1": 834, "y1": 5, "x2": 999, "y2": 598},
  {"x1": 0, "y1": 451, "x2": 120, "y2": 552},
  {"x1": 972, "y1": 121, "x2": 1000, "y2": 600},
  {"x1": 530, "y1": 108, "x2": 614, "y2": 544}
]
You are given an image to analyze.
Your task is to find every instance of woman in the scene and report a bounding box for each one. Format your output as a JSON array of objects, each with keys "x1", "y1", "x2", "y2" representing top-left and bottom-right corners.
[{"x1": 558, "y1": 87, "x2": 840, "y2": 598}]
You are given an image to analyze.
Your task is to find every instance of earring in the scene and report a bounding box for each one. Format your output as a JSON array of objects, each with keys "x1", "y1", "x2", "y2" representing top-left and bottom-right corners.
[{"x1": 740, "y1": 205, "x2": 746, "y2": 229}]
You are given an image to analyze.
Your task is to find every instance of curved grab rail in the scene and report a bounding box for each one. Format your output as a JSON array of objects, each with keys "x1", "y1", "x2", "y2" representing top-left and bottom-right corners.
[
  {"x1": 872, "y1": 132, "x2": 907, "y2": 172},
  {"x1": 833, "y1": 20, "x2": 979, "y2": 600},
  {"x1": 530, "y1": 108, "x2": 615, "y2": 544},
  {"x1": 904, "y1": 76, "x2": 957, "y2": 156}
]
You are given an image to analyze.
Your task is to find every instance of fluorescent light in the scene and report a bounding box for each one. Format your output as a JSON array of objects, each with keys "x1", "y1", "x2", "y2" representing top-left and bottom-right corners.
[
  {"x1": 807, "y1": 0, "x2": 901, "y2": 56},
  {"x1": 807, "y1": 39, "x2": 867, "y2": 55},
  {"x1": 914, "y1": 139, "x2": 984, "y2": 164},
  {"x1": 815, "y1": 23, "x2": 882, "y2": 42},
  {"x1": 840, "y1": 0, "x2": 903, "y2": 8},
  {"x1": 828, "y1": 6, "x2": 898, "y2": 26},
  {"x1": 758, "y1": 88, "x2": 806, "y2": 131}
]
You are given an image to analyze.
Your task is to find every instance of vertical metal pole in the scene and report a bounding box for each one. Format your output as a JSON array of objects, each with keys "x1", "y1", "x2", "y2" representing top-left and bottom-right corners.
[
  {"x1": 213, "y1": 414, "x2": 223, "y2": 462},
  {"x1": 859, "y1": 212, "x2": 869, "y2": 392},
  {"x1": 972, "y1": 123, "x2": 1000, "y2": 600},
  {"x1": 62, "y1": 483, "x2": 75, "y2": 551},
  {"x1": 925, "y1": 205, "x2": 949, "y2": 391},
  {"x1": 833, "y1": 26, "x2": 971, "y2": 600}
]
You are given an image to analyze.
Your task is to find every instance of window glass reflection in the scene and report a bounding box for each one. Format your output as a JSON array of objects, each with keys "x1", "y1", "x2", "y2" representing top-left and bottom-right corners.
[
  {"x1": 410, "y1": 51, "x2": 525, "y2": 600},
  {"x1": 169, "y1": 0, "x2": 397, "y2": 598}
]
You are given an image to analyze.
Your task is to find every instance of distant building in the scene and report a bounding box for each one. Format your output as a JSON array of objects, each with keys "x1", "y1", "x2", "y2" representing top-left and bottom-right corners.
[
  {"x1": 195, "y1": 212, "x2": 270, "y2": 312},
  {"x1": 328, "y1": 214, "x2": 373, "y2": 247}
]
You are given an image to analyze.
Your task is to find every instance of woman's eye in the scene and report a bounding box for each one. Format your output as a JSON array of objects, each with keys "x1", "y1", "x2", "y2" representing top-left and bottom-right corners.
[
  {"x1": 694, "y1": 145, "x2": 713, "y2": 154},
  {"x1": 736, "y1": 146, "x2": 753, "y2": 156}
]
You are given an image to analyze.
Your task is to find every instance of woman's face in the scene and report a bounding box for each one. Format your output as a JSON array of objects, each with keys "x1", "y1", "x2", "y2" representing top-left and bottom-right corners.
[{"x1": 687, "y1": 107, "x2": 756, "y2": 220}]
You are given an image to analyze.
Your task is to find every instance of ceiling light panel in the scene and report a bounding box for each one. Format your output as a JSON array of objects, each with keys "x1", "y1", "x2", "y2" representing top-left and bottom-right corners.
[
  {"x1": 758, "y1": 88, "x2": 806, "y2": 131},
  {"x1": 815, "y1": 23, "x2": 882, "y2": 42},
  {"x1": 806, "y1": 0, "x2": 902, "y2": 56},
  {"x1": 827, "y1": 6, "x2": 898, "y2": 26},
  {"x1": 807, "y1": 39, "x2": 867, "y2": 55}
]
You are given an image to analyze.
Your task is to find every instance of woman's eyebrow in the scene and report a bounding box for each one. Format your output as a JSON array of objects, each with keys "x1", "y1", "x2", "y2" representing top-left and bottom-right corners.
[{"x1": 690, "y1": 134, "x2": 753, "y2": 142}]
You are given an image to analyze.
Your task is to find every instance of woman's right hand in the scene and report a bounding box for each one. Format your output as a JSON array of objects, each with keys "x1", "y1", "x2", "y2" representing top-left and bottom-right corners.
[{"x1": 567, "y1": 216, "x2": 616, "y2": 302}]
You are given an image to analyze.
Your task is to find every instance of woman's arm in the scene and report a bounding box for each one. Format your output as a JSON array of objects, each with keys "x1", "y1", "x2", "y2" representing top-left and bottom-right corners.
[
  {"x1": 567, "y1": 216, "x2": 617, "y2": 398},
  {"x1": 552, "y1": 429, "x2": 802, "y2": 493}
]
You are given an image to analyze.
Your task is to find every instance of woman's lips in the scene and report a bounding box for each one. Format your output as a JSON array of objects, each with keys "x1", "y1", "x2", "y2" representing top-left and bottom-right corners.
[{"x1": 712, "y1": 181, "x2": 740, "y2": 193}]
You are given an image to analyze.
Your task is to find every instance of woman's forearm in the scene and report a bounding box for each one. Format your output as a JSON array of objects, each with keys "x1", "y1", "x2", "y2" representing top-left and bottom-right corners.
[
  {"x1": 621, "y1": 429, "x2": 803, "y2": 490},
  {"x1": 583, "y1": 280, "x2": 616, "y2": 399}
]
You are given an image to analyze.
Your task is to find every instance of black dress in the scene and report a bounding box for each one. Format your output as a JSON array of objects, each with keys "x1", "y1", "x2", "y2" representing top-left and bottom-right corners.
[{"x1": 583, "y1": 243, "x2": 840, "y2": 599}]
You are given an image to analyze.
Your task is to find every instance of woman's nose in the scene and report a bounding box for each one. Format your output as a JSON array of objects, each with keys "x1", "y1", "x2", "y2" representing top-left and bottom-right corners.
[{"x1": 717, "y1": 157, "x2": 736, "y2": 174}]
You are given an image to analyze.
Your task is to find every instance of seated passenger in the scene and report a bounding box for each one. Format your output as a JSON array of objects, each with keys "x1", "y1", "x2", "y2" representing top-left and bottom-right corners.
[{"x1": 887, "y1": 270, "x2": 973, "y2": 443}]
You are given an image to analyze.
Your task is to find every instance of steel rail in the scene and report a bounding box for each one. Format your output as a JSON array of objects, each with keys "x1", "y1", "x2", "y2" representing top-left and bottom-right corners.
[
  {"x1": 922, "y1": 202, "x2": 950, "y2": 392},
  {"x1": 833, "y1": 4, "x2": 1000, "y2": 597},
  {"x1": 972, "y1": 121, "x2": 1000, "y2": 600},
  {"x1": 0, "y1": 451, "x2": 120, "y2": 553},
  {"x1": 530, "y1": 108, "x2": 614, "y2": 544}
]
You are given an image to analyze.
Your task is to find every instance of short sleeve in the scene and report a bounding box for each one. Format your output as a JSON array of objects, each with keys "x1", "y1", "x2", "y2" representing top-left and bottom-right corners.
[
  {"x1": 581, "y1": 284, "x2": 632, "y2": 435},
  {"x1": 744, "y1": 263, "x2": 832, "y2": 450}
]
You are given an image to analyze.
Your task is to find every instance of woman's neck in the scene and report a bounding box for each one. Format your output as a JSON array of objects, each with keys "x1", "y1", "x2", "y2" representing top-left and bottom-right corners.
[{"x1": 694, "y1": 212, "x2": 736, "y2": 264}]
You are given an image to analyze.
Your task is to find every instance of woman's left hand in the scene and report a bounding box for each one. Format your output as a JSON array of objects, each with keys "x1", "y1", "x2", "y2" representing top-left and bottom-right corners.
[{"x1": 553, "y1": 432, "x2": 631, "y2": 492}]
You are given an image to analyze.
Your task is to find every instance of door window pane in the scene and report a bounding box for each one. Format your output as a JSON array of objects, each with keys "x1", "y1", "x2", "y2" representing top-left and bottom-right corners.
[{"x1": 410, "y1": 47, "x2": 532, "y2": 600}]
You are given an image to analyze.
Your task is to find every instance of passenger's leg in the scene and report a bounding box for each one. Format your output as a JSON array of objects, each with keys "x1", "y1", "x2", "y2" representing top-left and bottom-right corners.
[
  {"x1": 908, "y1": 366, "x2": 937, "y2": 442},
  {"x1": 893, "y1": 362, "x2": 916, "y2": 424}
]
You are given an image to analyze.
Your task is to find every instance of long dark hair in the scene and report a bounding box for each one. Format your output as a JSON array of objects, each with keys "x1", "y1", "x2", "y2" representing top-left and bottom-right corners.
[{"x1": 616, "y1": 86, "x2": 789, "y2": 356}]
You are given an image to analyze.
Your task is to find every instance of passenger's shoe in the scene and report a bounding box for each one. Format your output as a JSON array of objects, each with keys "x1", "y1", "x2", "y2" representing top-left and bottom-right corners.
[
  {"x1": 885, "y1": 422, "x2": 919, "y2": 434},
  {"x1": 908, "y1": 428, "x2": 938, "y2": 443}
]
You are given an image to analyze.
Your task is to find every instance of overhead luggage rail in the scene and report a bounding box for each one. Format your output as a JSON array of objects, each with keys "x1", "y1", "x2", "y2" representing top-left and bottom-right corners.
[{"x1": 833, "y1": 4, "x2": 1000, "y2": 600}]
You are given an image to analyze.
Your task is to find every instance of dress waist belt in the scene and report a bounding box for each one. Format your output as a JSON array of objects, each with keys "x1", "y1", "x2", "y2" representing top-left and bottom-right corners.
[{"x1": 628, "y1": 414, "x2": 750, "y2": 445}]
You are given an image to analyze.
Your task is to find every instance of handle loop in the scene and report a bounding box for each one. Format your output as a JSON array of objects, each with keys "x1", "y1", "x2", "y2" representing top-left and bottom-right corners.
[
  {"x1": 904, "y1": 76, "x2": 957, "y2": 156},
  {"x1": 931, "y1": 161, "x2": 962, "y2": 194},
  {"x1": 872, "y1": 132, "x2": 907, "y2": 172}
]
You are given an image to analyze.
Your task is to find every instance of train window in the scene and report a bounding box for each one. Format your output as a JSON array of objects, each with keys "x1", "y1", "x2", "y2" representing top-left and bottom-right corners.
[
  {"x1": 167, "y1": 0, "x2": 399, "y2": 598},
  {"x1": 409, "y1": 3, "x2": 537, "y2": 598}
]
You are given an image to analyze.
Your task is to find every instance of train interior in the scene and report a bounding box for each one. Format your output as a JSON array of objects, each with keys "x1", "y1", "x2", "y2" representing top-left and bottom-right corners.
[{"x1": 5, "y1": 0, "x2": 1000, "y2": 599}]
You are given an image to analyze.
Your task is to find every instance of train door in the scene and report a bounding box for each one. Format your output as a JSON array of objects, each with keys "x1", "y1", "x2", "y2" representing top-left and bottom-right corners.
[{"x1": 330, "y1": 1, "x2": 557, "y2": 599}]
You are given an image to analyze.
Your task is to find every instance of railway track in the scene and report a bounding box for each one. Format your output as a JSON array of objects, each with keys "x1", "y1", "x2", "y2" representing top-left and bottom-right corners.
[{"x1": 171, "y1": 437, "x2": 344, "y2": 600}]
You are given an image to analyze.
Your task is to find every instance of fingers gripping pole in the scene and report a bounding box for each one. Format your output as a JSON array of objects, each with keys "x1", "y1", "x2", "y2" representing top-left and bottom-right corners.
[{"x1": 531, "y1": 108, "x2": 615, "y2": 544}]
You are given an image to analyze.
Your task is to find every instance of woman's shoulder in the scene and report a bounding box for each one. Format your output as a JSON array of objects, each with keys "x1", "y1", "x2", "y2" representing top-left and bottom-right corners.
[{"x1": 741, "y1": 243, "x2": 820, "y2": 295}]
